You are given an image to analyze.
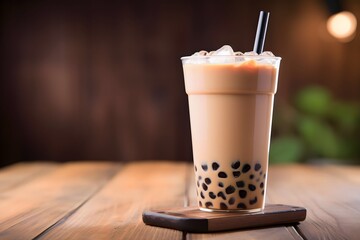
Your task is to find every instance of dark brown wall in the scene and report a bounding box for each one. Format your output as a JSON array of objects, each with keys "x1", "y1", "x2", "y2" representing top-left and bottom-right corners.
[{"x1": 1, "y1": 0, "x2": 359, "y2": 166}]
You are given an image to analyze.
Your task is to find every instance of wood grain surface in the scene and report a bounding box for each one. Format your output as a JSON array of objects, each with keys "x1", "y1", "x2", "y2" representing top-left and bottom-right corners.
[
  {"x1": 38, "y1": 162, "x2": 188, "y2": 240},
  {"x1": 0, "y1": 162, "x2": 359, "y2": 240},
  {"x1": 267, "y1": 165, "x2": 360, "y2": 240},
  {"x1": 0, "y1": 162, "x2": 57, "y2": 192},
  {"x1": 0, "y1": 162, "x2": 120, "y2": 240}
]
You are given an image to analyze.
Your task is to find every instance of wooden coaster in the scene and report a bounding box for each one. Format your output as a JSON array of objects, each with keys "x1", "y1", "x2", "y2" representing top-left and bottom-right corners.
[{"x1": 143, "y1": 204, "x2": 306, "y2": 233}]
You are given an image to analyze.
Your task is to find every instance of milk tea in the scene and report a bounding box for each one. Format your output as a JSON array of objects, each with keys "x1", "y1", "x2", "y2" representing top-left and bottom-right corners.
[{"x1": 182, "y1": 49, "x2": 281, "y2": 212}]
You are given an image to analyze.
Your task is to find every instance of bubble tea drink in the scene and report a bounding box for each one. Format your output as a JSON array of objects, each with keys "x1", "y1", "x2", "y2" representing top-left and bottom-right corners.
[{"x1": 181, "y1": 45, "x2": 281, "y2": 212}]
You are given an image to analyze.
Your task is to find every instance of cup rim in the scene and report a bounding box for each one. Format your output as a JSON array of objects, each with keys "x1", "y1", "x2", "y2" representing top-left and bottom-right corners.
[{"x1": 181, "y1": 55, "x2": 282, "y2": 61}]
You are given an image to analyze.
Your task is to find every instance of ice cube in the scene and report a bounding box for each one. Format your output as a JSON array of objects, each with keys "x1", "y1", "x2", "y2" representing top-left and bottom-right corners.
[
  {"x1": 198, "y1": 50, "x2": 208, "y2": 56},
  {"x1": 191, "y1": 50, "x2": 208, "y2": 56},
  {"x1": 244, "y1": 51, "x2": 259, "y2": 56},
  {"x1": 188, "y1": 50, "x2": 209, "y2": 64},
  {"x1": 257, "y1": 52, "x2": 276, "y2": 65},
  {"x1": 257, "y1": 58, "x2": 276, "y2": 65},
  {"x1": 209, "y1": 45, "x2": 235, "y2": 63},
  {"x1": 191, "y1": 52, "x2": 200, "y2": 57},
  {"x1": 235, "y1": 57, "x2": 246, "y2": 63},
  {"x1": 213, "y1": 45, "x2": 234, "y2": 56},
  {"x1": 187, "y1": 55, "x2": 205, "y2": 64},
  {"x1": 260, "y1": 51, "x2": 275, "y2": 57}
]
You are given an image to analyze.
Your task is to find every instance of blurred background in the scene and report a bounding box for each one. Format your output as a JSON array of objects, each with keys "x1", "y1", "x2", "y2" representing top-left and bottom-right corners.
[{"x1": 0, "y1": 0, "x2": 359, "y2": 167}]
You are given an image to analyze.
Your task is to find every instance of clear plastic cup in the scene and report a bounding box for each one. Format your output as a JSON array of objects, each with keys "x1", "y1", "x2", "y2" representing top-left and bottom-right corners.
[{"x1": 182, "y1": 55, "x2": 281, "y2": 212}]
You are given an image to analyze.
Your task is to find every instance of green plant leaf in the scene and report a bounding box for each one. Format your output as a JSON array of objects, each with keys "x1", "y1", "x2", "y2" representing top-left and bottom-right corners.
[
  {"x1": 297, "y1": 116, "x2": 341, "y2": 158},
  {"x1": 295, "y1": 86, "x2": 332, "y2": 116},
  {"x1": 329, "y1": 101, "x2": 360, "y2": 133},
  {"x1": 269, "y1": 136, "x2": 304, "y2": 164}
]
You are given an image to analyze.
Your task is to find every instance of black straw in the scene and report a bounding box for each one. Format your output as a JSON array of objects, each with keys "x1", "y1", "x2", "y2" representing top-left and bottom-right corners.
[{"x1": 253, "y1": 11, "x2": 270, "y2": 54}]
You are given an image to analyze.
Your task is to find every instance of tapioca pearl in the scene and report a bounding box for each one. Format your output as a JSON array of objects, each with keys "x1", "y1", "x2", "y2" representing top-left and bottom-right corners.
[
  {"x1": 232, "y1": 171, "x2": 241, "y2": 178},
  {"x1": 260, "y1": 171, "x2": 263, "y2": 175},
  {"x1": 218, "y1": 182, "x2": 224, "y2": 187},
  {"x1": 218, "y1": 172, "x2": 227, "y2": 178},
  {"x1": 256, "y1": 178, "x2": 260, "y2": 182},
  {"x1": 195, "y1": 165, "x2": 197, "y2": 172},
  {"x1": 225, "y1": 185, "x2": 235, "y2": 194},
  {"x1": 209, "y1": 192, "x2": 216, "y2": 199},
  {"x1": 255, "y1": 163, "x2": 261, "y2": 171},
  {"x1": 249, "y1": 174, "x2": 254, "y2": 179},
  {"x1": 231, "y1": 160, "x2": 240, "y2": 169},
  {"x1": 220, "y1": 203, "x2": 228, "y2": 210},
  {"x1": 212, "y1": 162, "x2": 220, "y2": 171},
  {"x1": 197, "y1": 181, "x2": 200, "y2": 187},
  {"x1": 228, "y1": 197, "x2": 235, "y2": 205},
  {"x1": 242, "y1": 164, "x2": 251, "y2": 173},
  {"x1": 201, "y1": 164, "x2": 208, "y2": 171},
  {"x1": 199, "y1": 201, "x2": 203, "y2": 207},
  {"x1": 248, "y1": 184, "x2": 256, "y2": 191},
  {"x1": 260, "y1": 182, "x2": 264, "y2": 188},
  {"x1": 205, "y1": 202, "x2": 213, "y2": 208},
  {"x1": 200, "y1": 191, "x2": 205, "y2": 199},
  {"x1": 249, "y1": 196, "x2": 258, "y2": 205},
  {"x1": 202, "y1": 183, "x2": 208, "y2": 191},
  {"x1": 236, "y1": 181, "x2": 245, "y2": 188},
  {"x1": 237, "y1": 203, "x2": 247, "y2": 209},
  {"x1": 262, "y1": 190, "x2": 265, "y2": 195},
  {"x1": 217, "y1": 191, "x2": 226, "y2": 200},
  {"x1": 205, "y1": 178, "x2": 211, "y2": 185},
  {"x1": 263, "y1": 173, "x2": 266, "y2": 178},
  {"x1": 239, "y1": 190, "x2": 247, "y2": 198},
  {"x1": 198, "y1": 175, "x2": 202, "y2": 180}
]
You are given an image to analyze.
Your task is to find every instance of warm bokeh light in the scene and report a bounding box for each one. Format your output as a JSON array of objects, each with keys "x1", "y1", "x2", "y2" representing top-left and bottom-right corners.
[{"x1": 327, "y1": 11, "x2": 357, "y2": 42}]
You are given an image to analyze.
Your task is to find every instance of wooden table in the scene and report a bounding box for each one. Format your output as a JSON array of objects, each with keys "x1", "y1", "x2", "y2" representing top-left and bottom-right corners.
[{"x1": 0, "y1": 161, "x2": 359, "y2": 240}]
